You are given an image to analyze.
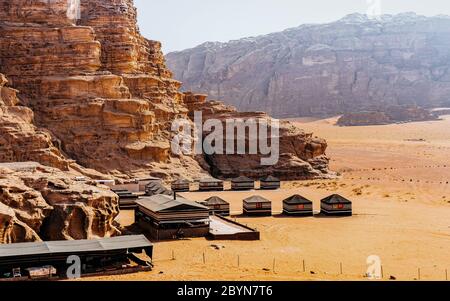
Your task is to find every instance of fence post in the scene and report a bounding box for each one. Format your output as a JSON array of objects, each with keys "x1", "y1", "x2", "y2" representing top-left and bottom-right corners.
[
  {"x1": 381, "y1": 265, "x2": 384, "y2": 279},
  {"x1": 302, "y1": 259, "x2": 306, "y2": 272},
  {"x1": 273, "y1": 258, "x2": 276, "y2": 273},
  {"x1": 237, "y1": 255, "x2": 240, "y2": 268},
  {"x1": 172, "y1": 250, "x2": 175, "y2": 260},
  {"x1": 203, "y1": 252, "x2": 206, "y2": 264},
  {"x1": 340, "y1": 262, "x2": 343, "y2": 275},
  {"x1": 418, "y1": 268, "x2": 421, "y2": 280}
]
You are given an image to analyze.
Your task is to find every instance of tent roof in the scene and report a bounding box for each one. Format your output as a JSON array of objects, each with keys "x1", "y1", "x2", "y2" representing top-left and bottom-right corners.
[
  {"x1": 200, "y1": 178, "x2": 223, "y2": 183},
  {"x1": 244, "y1": 195, "x2": 270, "y2": 203},
  {"x1": 283, "y1": 194, "x2": 313, "y2": 205},
  {"x1": 136, "y1": 194, "x2": 208, "y2": 212},
  {"x1": 203, "y1": 196, "x2": 229, "y2": 205},
  {"x1": 145, "y1": 181, "x2": 172, "y2": 196},
  {"x1": 321, "y1": 194, "x2": 352, "y2": 204},
  {"x1": 261, "y1": 175, "x2": 280, "y2": 182},
  {"x1": 0, "y1": 235, "x2": 152, "y2": 259},
  {"x1": 232, "y1": 176, "x2": 254, "y2": 183},
  {"x1": 172, "y1": 178, "x2": 190, "y2": 184}
]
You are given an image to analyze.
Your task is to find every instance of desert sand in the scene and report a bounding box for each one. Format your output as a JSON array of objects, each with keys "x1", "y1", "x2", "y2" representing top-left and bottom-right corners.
[{"x1": 94, "y1": 116, "x2": 450, "y2": 281}]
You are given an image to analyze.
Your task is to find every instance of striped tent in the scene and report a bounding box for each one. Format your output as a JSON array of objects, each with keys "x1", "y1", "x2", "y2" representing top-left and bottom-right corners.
[
  {"x1": 199, "y1": 178, "x2": 224, "y2": 191},
  {"x1": 231, "y1": 176, "x2": 255, "y2": 191},
  {"x1": 320, "y1": 194, "x2": 352, "y2": 216},
  {"x1": 201, "y1": 196, "x2": 230, "y2": 216},
  {"x1": 283, "y1": 195, "x2": 313, "y2": 216},
  {"x1": 260, "y1": 176, "x2": 280, "y2": 190},
  {"x1": 171, "y1": 178, "x2": 190, "y2": 192},
  {"x1": 145, "y1": 181, "x2": 173, "y2": 197},
  {"x1": 243, "y1": 195, "x2": 272, "y2": 216}
]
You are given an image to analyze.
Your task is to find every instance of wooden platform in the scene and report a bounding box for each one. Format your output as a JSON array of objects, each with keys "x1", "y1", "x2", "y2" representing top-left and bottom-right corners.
[{"x1": 208, "y1": 215, "x2": 260, "y2": 240}]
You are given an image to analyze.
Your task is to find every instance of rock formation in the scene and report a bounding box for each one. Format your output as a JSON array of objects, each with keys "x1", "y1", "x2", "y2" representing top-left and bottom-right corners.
[
  {"x1": 185, "y1": 93, "x2": 331, "y2": 180},
  {"x1": 0, "y1": 0, "x2": 331, "y2": 182},
  {"x1": 0, "y1": 0, "x2": 335, "y2": 243},
  {"x1": 167, "y1": 13, "x2": 450, "y2": 118},
  {"x1": 0, "y1": 163, "x2": 120, "y2": 243},
  {"x1": 337, "y1": 105, "x2": 438, "y2": 126},
  {"x1": 0, "y1": 73, "x2": 70, "y2": 170},
  {"x1": 0, "y1": 0, "x2": 202, "y2": 179}
]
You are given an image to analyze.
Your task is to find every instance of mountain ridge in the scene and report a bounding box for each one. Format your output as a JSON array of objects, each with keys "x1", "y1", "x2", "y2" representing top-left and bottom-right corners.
[{"x1": 166, "y1": 12, "x2": 450, "y2": 117}]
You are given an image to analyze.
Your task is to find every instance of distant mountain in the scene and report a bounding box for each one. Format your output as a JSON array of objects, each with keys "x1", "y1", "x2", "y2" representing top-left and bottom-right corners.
[{"x1": 166, "y1": 13, "x2": 450, "y2": 118}]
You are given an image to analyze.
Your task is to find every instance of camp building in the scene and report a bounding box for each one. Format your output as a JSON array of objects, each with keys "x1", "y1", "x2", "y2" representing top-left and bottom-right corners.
[
  {"x1": 135, "y1": 195, "x2": 210, "y2": 240},
  {"x1": 283, "y1": 195, "x2": 313, "y2": 216},
  {"x1": 171, "y1": 178, "x2": 190, "y2": 192},
  {"x1": 260, "y1": 176, "x2": 281, "y2": 190},
  {"x1": 201, "y1": 196, "x2": 230, "y2": 216},
  {"x1": 231, "y1": 176, "x2": 255, "y2": 191},
  {"x1": 320, "y1": 194, "x2": 353, "y2": 216},
  {"x1": 199, "y1": 178, "x2": 224, "y2": 191},
  {"x1": 243, "y1": 195, "x2": 272, "y2": 216}
]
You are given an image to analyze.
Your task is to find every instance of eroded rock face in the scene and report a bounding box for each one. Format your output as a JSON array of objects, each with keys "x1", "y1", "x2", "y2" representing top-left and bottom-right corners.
[
  {"x1": 167, "y1": 13, "x2": 450, "y2": 118},
  {"x1": 0, "y1": 0, "x2": 199, "y2": 178},
  {"x1": 0, "y1": 74, "x2": 70, "y2": 170},
  {"x1": 0, "y1": 164, "x2": 120, "y2": 243},
  {"x1": 185, "y1": 93, "x2": 332, "y2": 180}
]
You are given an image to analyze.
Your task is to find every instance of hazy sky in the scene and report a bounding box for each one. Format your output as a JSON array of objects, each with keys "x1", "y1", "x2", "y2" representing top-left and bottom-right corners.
[{"x1": 135, "y1": 0, "x2": 449, "y2": 53}]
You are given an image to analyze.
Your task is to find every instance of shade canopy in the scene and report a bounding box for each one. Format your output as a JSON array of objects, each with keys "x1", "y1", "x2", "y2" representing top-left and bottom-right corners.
[{"x1": 0, "y1": 235, "x2": 152, "y2": 259}]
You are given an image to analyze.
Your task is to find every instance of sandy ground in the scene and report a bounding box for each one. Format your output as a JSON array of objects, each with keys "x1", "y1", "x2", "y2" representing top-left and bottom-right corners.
[{"x1": 93, "y1": 116, "x2": 450, "y2": 281}]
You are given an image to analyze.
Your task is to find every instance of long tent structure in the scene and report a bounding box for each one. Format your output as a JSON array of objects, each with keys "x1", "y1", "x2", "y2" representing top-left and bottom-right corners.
[
  {"x1": 199, "y1": 178, "x2": 224, "y2": 192},
  {"x1": 135, "y1": 195, "x2": 210, "y2": 240},
  {"x1": 283, "y1": 195, "x2": 313, "y2": 216},
  {"x1": 0, "y1": 235, "x2": 153, "y2": 279},
  {"x1": 260, "y1": 176, "x2": 281, "y2": 190},
  {"x1": 231, "y1": 176, "x2": 255, "y2": 191},
  {"x1": 243, "y1": 195, "x2": 272, "y2": 216},
  {"x1": 320, "y1": 194, "x2": 353, "y2": 216},
  {"x1": 201, "y1": 196, "x2": 230, "y2": 216}
]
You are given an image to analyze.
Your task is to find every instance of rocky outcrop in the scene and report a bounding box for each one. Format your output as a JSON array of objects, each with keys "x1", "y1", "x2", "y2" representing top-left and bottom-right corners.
[
  {"x1": 167, "y1": 13, "x2": 450, "y2": 118},
  {"x1": 0, "y1": 0, "x2": 200, "y2": 179},
  {"x1": 337, "y1": 105, "x2": 438, "y2": 126},
  {"x1": 0, "y1": 163, "x2": 120, "y2": 243},
  {"x1": 0, "y1": 73, "x2": 70, "y2": 170},
  {"x1": 185, "y1": 93, "x2": 332, "y2": 180}
]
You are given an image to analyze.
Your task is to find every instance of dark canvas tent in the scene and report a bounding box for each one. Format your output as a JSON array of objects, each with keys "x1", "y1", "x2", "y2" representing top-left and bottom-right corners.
[
  {"x1": 231, "y1": 176, "x2": 255, "y2": 191},
  {"x1": 243, "y1": 195, "x2": 272, "y2": 216},
  {"x1": 201, "y1": 196, "x2": 230, "y2": 216},
  {"x1": 283, "y1": 195, "x2": 313, "y2": 216},
  {"x1": 135, "y1": 195, "x2": 210, "y2": 240},
  {"x1": 260, "y1": 176, "x2": 280, "y2": 190},
  {"x1": 171, "y1": 178, "x2": 190, "y2": 192},
  {"x1": 145, "y1": 181, "x2": 173, "y2": 197},
  {"x1": 199, "y1": 178, "x2": 224, "y2": 191},
  {"x1": 320, "y1": 194, "x2": 352, "y2": 216}
]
